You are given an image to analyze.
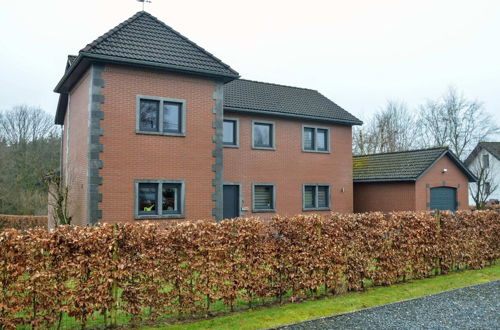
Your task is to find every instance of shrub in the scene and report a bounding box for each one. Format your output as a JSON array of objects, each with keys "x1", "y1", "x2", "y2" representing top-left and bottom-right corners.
[
  {"x1": 0, "y1": 211, "x2": 498, "y2": 328},
  {"x1": 0, "y1": 214, "x2": 47, "y2": 230}
]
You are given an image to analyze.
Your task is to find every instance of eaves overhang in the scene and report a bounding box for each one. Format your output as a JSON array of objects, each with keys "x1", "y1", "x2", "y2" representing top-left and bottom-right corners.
[
  {"x1": 224, "y1": 106, "x2": 363, "y2": 126},
  {"x1": 54, "y1": 53, "x2": 241, "y2": 125}
]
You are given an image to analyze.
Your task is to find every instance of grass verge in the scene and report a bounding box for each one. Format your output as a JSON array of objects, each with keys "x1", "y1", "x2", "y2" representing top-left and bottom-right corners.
[{"x1": 157, "y1": 264, "x2": 500, "y2": 330}]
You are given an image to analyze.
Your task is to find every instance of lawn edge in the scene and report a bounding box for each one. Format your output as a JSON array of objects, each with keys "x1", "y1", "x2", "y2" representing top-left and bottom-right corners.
[{"x1": 268, "y1": 279, "x2": 500, "y2": 329}]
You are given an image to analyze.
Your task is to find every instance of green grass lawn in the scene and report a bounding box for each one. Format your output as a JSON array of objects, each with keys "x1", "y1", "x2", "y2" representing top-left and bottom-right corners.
[{"x1": 153, "y1": 264, "x2": 500, "y2": 330}]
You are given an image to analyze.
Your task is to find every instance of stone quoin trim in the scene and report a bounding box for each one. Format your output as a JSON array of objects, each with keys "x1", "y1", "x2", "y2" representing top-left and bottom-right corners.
[
  {"x1": 87, "y1": 64, "x2": 105, "y2": 225},
  {"x1": 212, "y1": 81, "x2": 224, "y2": 221}
]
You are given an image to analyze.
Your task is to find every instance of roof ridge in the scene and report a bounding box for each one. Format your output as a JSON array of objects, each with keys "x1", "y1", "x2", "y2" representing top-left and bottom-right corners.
[
  {"x1": 141, "y1": 11, "x2": 239, "y2": 76},
  {"x1": 236, "y1": 78, "x2": 318, "y2": 92},
  {"x1": 353, "y1": 146, "x2": 448, "y2": 158},
  {"x1": 81, "y1": 11, "x2": 145, "y2": 52}
]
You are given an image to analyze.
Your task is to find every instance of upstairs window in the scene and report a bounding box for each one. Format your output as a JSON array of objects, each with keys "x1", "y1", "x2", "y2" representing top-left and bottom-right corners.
[
  {"x1": 483, "y1": 154, "x2": 490, "y2": 168},
  {"x1": 136, "y1": 180, "x2": 184, "y2": 219},
  {"x1": 223, "y1": 118, "x2": 239, "y2": 147},
  {"x1": 137, "y1": 96, "x2": 186, "y2": 136},
  {"x1": 253, "y1": 184, "x2": 275, "y2": 212},
  {"x1": 303, "y1": 184, "x2": 330, "y2": 210},
  {"x1": 253, "y1": 121, "x2": 275, "y2": 149},
  {"x1": 303, "y1": 126, "x2": 330, "y2": 152}
]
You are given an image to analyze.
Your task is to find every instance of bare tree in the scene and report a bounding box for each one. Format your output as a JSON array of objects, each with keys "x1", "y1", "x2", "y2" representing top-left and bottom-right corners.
[
  {"x1": 353, "y1": 100, "x2": 421, "y2": 155},
  {"x1": 418, "y1": 87, "x2": 499, "y2": 159},
  {"x1": 469, "y1": 156, "x2": 498, "y2": 209},
  {"x1": 0, "y1": 105, "x2": 57, "y2": 145},
  {"x1": 44, "y1": 170, "x2": 72, "y2": 227}
]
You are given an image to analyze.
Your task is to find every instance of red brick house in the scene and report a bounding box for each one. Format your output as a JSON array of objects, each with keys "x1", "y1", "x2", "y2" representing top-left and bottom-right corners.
[
  {"x1": 353, "y1": 147, "x2": 476, "y2": 213},
  {"x1": 53, "y1": 11, "x2": 362, "y2": 225}
]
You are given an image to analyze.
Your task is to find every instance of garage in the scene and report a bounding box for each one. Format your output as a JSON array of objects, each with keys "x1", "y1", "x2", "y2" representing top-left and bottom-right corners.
[
  {"x1": 429, "y1": 187, "x2": 457, "y2": 211},
  {"x1": 353, "y1": 147, "x2": 476, "y2": 213}
]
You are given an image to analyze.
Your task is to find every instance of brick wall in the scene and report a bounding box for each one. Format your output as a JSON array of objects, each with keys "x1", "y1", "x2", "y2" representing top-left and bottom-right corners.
[
  {"x1": 353, "y1": 182, "x2": 415, "y2": 213},
  {"x1": 99, "y1": 65, "x2": 218, "y2": 224},
  {"x1": 62, "y1": 70, "x2": 90, "y2": 226},
  {"x1": 224, "y1": 112, "x2": 354, "y2": 218},
  {"x1": 415, "y1": 154, "x2": 469, "y2": 210}
]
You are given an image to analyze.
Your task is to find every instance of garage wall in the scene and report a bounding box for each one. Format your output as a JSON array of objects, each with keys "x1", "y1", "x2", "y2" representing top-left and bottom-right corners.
[
  {"x1": 415, "y1": 155, "x2": 469, "y2": 211},
  {"x1": 353, "y1": 182, "x2": 415, "y2": 213}
]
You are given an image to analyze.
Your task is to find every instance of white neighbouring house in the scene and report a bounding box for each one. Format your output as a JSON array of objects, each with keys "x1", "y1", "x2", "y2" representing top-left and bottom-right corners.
[{"x1": 465, "y1": 142, "x2": 500, "y2": 205}]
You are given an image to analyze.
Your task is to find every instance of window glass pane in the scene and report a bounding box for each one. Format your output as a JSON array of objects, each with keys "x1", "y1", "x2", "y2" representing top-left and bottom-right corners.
[
  {"x1": 317, "y1": 186, "x2": 329, "y2": 208},
  {"x1": 162, "y1": 183, "x2": 181, "y2": 214},
  {"x1": 163, "y1": 102, "x2": 181, "y2": 133},
  {"x1": 223, "y1": 120, "x2": 236, "y2": 145},
  {"x1": 139, "y1": 99, "x2": 159, "y2": 132},
  {"x1": 303, "y1": 128, "x2": 315, "y2": 150},
  {"x1": 317, "y1": 129, "x2": 328, "y2": 151},
  {"x1": 304, "y1": 186, "x2": 315, "y2": 208},
  {"x1": 138, "y1": 183, "x2": 158, "y2": 214},
  {"x1": 254, "y1": 185, "x2": 273, "y2": 210},
  {"x1": 254, "y1": 123, "x2": 272, "y2": 147}
]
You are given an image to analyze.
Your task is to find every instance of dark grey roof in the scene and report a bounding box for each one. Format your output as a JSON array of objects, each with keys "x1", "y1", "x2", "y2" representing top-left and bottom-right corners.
[
  {"x1": 465, "y1": 142, "x2": 500, "y2": 166},
  {"x1": 224, "y1": 79, "x2": 362, "y2": 125},
  {"x1": 80, "y1": 11, "x2": 238, "y2": 78},
  {"x1": 353, "y1": 147, "x2": 476, "y2": 182}
]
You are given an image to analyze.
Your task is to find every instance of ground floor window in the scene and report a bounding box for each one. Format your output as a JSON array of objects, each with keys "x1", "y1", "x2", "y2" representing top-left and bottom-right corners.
[
  {"x1": 136, "y1": 180, "x2": 184, "y2": 219},
  {"x1": 252, "y1": 183, "x2": 275, "y2": 212},
  {"x1": 303, "y1": 184, "x2": 330, "y2": 210}
]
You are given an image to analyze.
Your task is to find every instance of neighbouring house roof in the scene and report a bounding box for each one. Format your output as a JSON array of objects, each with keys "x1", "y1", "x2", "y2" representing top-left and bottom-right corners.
[
  {"x1": 54, "y1": 11, "x2": 239, "y2": 124},
  {"x1": 465, "y1": 142, "x2": 500, "y2": 166},
  {"x1": 353, "y1": 147, "x2": 476, "y2": 183},
  {"x1": 224, "y1": 79, "x2": 362, "y2": 125}
]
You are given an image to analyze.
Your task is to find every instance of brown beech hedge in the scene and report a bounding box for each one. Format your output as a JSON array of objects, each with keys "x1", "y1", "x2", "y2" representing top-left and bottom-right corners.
[
  {"x1": 0, "y1": 214, "x2": 47, "y2": 231},
  {"x1": 0, "y1": 211, "x2": 498, "y2": 328}
]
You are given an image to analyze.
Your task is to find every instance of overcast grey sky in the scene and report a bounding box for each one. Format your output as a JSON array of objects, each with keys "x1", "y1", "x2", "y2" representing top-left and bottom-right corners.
[{"x1": 1, "y1": 0, "x2": 499, "y2": 128}]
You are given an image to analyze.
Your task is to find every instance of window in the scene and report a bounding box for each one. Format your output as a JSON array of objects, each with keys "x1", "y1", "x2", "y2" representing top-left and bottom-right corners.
[
  {"x1": 302, "y1": 126, "x2": 330, "y2": 152},
  {"x1": 223, "y1": 118, "x2": 239, "y2": 147},
  {"x1": 137, "y1": 96, "x2": 186, "y2": 136},
  {"x1": 136, "y1": 180, "x2": 184, "y2": 218},
  {"x1": 253, "y1": 121, "x2": 275, "y2": 149},
  {"x1": 303, "y1": 184, "x2": 330, "y2": 210},
  {"x1": 252, "y1": 184, "x2": 275, "y2": 212},
  {"x1": 485, "y1": 182, "x2": 491, "y2": 195},
  {"x1": 483, "y1": 154, "x2": 490, "y2": 168}
]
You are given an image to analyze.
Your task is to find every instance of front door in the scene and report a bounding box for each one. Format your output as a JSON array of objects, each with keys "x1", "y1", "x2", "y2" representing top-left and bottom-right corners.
[{"x1": 223, "y1": 185, "x2": 240, "y2": 219}]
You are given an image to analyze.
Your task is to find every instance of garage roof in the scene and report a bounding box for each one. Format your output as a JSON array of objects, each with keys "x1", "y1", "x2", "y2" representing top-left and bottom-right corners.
[{"x1": 353, "y1": 147, "x2": 476, "y2": 183}]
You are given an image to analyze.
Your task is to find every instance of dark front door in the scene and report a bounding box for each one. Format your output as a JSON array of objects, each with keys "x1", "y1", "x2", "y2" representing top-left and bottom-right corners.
[
  {"x1": 223, "y1": 185, "x2": 240, "y2": 219},
  {"x1": 430, "y1": 187, "x2": 457, "y2": 211}
]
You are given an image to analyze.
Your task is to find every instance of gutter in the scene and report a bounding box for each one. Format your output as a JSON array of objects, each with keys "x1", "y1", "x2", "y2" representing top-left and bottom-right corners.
[
  {"x1": 55, "y1": 53, "x2": 240, "y2": 93},
  {"x1": 224, "y1": 106, "x2": 363, "y2": 126}
]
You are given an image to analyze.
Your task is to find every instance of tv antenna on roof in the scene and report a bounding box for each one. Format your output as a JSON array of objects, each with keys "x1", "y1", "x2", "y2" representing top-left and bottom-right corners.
[{"x1": 137, "y1": 0, "x2": 152, "y2": 11}]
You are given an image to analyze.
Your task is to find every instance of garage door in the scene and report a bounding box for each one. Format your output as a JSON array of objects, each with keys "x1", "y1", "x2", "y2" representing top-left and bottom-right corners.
[{"x1": 430, "y1": 187, "x2": 457, "y2": 211}]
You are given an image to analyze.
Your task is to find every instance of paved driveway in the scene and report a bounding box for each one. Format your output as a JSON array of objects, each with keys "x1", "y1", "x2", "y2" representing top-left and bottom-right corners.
[{"x1": 278, "y1": 280, "x2": 500, "y2": 329}]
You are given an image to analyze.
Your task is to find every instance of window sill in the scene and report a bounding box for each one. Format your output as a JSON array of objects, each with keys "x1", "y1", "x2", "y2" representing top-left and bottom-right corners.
[
  {"x1": 252, "y1": 146, "x2": 276, "y2": 151},
  {"x1": 302, "y1": 208, "x2": 331, "y2": 212},
  {"x1": 135, "y1": 214, "x2": 185, "y2": 220},
  {"x1": 302, "y1": 149, "x2": 331, "y2": 154},
  {"x1": 136, "y1": 130, "x2": 186, "y2": 137},
  {"x1": 224, "y1": 144, "x2": 239, "y2": 148},
  {"x1": 252, "y1": 209, "x2": 276, "y2": 213}
]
